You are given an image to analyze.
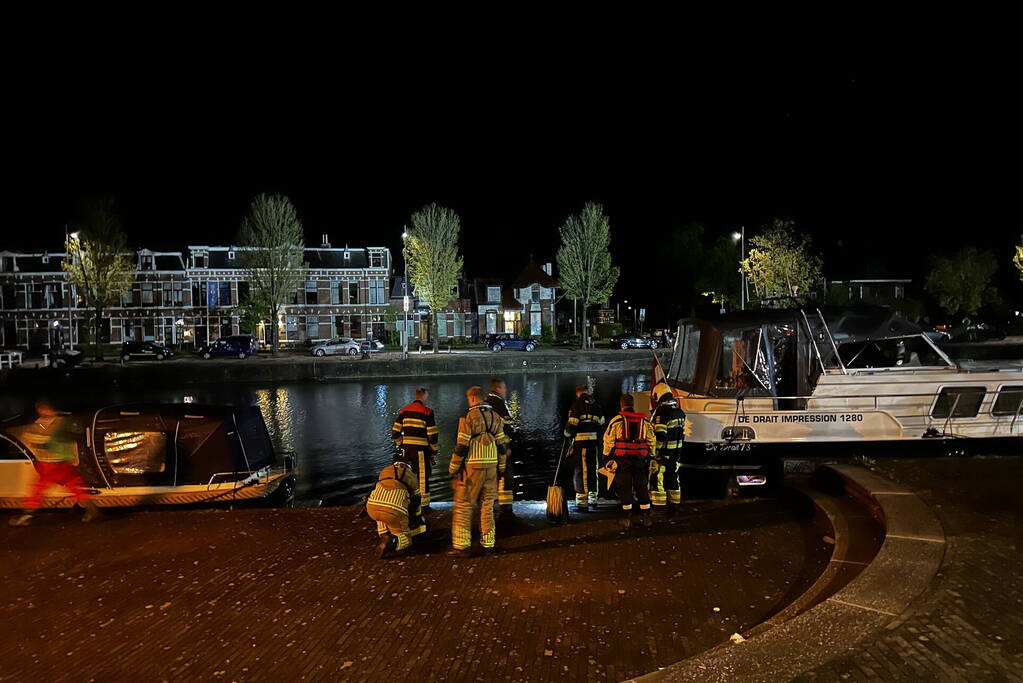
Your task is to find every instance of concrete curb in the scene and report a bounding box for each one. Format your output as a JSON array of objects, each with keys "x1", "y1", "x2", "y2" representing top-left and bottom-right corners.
[{"x1": 628, "y1": 464, "x2": 946, "y2": 683}]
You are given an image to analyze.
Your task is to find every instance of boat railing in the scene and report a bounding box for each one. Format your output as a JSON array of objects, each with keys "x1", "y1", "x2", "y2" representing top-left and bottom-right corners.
[{"x1": 687, "y1": 390, "x2": 959, "y2": 414}]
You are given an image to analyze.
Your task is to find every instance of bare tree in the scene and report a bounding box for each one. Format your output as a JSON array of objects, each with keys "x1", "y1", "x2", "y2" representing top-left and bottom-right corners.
[
  {"x1": 63, "y1": 199, "x2": 135, "y2": 361},
  {"x1": 404, "y1": 204, "x2": 464, "y2": 354},
  {"x1": 556, "y1": 203, "x2": 619, "y2": 348},
  {"x1": 238, "y1": 194, "x2": 307, "y2": 355}
]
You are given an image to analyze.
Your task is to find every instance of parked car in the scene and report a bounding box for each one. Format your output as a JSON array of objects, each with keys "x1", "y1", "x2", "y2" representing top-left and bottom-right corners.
[
  {"x1": 947, "y1": 322, "x2": 1007, "y2": 343},
  {"x1": 359, "y1": 338, "x2": 385, "y2": 353},
  {"x1": 198, "y1": 335, "x2": 258, "y2": 359},
  {"x1": 609, "y1": 334, "x2": 660, "y2": 350},
  {"x1": 121, "y1": 340, "x2": 174, "y2": 362},
  {"x1": 47, "y1": 347, "x2": 83, "y2": 369},
  {"x1": 310, "y1": 337, "x2": 361, "y2": 356},
  {"x1": 485, "y1": 333, "x2": 539, "y2": 352}
]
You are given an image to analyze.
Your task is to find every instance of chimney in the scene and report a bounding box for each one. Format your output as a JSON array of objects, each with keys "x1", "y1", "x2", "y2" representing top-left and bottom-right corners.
[
  {"x1": 321, "y1": 234, "x2": 331, "y2": 248},
  {"x1": 543, "y1": 263, "x2": 552, "y2": 276}
]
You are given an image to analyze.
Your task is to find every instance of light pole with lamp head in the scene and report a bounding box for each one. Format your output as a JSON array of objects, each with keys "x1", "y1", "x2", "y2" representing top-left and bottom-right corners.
[
  {"x1": 401, "y1": 229, "x2": 409, "y2": 360},
  {"x1": 732, "y1": 226, "x2": 746, "y2": 311},
  {"x1": 65, "y1": 228, "x2": 80, "y2": 350}
]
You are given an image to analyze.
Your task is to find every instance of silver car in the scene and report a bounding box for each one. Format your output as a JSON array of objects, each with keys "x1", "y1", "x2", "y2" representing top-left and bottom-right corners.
[{"x1": 311, "y1": 337, "x2": 361, "y2": 356}]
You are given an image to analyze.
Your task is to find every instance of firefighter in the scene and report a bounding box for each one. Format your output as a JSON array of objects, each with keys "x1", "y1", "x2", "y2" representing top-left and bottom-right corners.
[
  {"x1": 563, "y1": 384, "x2": 605, "y2": 512},
  {"x1": 484, "y1": 378, "x2": 516, "y2": 517},
  {"x1": 366, "y1": 460, "x2": 426, "y2": 559},
  {"x1": 9, "y1": 402, "x2": 98, "y2": 526},
  {"x1": 650, "y1": 382, "x2": 685, "y2": 516},
  {"x1": 448, "y1": 386, "x2": 509, "y2": 557},
  {"x1": 602, "y1": 393, "x2": 657, "y2": 529},
  {"x1": 391, "y1": 388, "x2": 439, "y2": 508}
]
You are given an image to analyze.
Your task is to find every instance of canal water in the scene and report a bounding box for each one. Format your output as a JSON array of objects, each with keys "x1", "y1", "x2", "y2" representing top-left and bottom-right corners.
[{"x1": 0, "y1": 372, "x2": 650, "y2": 505}]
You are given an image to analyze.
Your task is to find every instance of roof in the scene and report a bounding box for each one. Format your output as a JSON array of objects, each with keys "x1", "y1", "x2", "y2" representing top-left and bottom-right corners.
[
  {"x1": 154, "y1": 254, "x2": 185, "y2": 271},
  {"x1": 681, "y1": 305, "x2": 922, "y2": 339},
  {"x1": 512, "y1": 261, "x2": 557, "y2": 288},
  {"x1": 193, "y1": 246, "x2": 379, "y2": 270}
]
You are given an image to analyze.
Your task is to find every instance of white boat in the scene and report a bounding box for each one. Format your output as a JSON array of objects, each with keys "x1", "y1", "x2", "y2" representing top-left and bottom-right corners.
[
  {"x1": 0, "y1": 403, "x2": 295, "y2": 509},
  {"x1": 658, "y1": 306, "x2": 1022, "y2": 478}
]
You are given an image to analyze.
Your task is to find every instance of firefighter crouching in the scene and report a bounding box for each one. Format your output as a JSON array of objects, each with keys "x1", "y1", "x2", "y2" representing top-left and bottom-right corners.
[
  {"x1": 650, "y1": 382, "x2": 686, "y2": 516},
  {"x1": 366, "y1": 461, "x2": 426, "y2": 559},
  {"x1": 484, "y1": 378, "x2": 516, "y2": 518},
  {"x1": 391, "y1": 388, "x2": 439, "y2": 508},
  {"x1": 564, "y1": 384, "x2": 605, "y2": 512},
  {"x1": 448, "y1": 385, "x2": 509, "y2": 557},
  {"x1": 602, "y1": 393, "x2": 657, "y2": 529}
]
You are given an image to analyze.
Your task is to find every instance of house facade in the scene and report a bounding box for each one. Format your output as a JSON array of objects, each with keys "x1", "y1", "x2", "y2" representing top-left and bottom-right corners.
[{"x1": 0, "y1": 237, "x2": 393, "y2": 350}]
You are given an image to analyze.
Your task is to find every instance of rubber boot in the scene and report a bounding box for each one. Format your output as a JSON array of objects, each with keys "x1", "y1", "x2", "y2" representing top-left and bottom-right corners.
[
  {"x1": 618, "y1": 514, "x2": 632, "y2": 530},
  {"x1": 642, "y1": 510, "x2": 653, "y2": 528},
  {"x1": 8, "y1": 512, "x2": 32, "y2": 527}
]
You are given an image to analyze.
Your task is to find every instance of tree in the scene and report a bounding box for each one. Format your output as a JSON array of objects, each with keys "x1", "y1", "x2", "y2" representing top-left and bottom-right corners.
[
  {"x1": 63, "y1": 198, "x2": 136, "y2": 361},
  {"x1": 556, "y1": 202, "x2": 620, "y2": 348},
  {"x1": 237, "y1": 194, "x2": 307, "y2": 355},
  {"x1": 1014, "y1": 246, "x2": 1023, "y2": 282},
  {"x1": 925, "y1": 247, "x2": 1000, "y2": 318},
  {"x1": 740, "y1": 219, "x2": 822, "y2": 306},
  {"x1": 404, "y1": 203, "x2": 464, "y2": 353},
  {"x1": 237, "y1": 288, "x2": 271, "y2": 335}
]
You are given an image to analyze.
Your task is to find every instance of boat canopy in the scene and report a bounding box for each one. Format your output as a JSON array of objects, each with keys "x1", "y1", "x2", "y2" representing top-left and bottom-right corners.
[
  {"x1": 1, "y1": 403, "x2": 277, "y2": 489},
  {"x1": 665, "y1": 305, "x2": 948, "y2": 398}
]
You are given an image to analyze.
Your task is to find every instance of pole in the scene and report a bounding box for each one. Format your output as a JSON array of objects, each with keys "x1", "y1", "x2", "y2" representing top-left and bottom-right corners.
[
  {"x1": 65, "y1": 225, "x2": 73, "y2": 350},
  {"x1": 740, "y1": 225, "x2": 746, "y2": 311}
]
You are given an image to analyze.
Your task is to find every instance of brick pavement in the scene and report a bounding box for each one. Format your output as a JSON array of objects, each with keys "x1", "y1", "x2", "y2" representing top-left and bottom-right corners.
[
  {"x1": 798, "y1": 456, "x2": 1023, "y2": 682},
  {"x1": 0, "y1": 498, "x2": 828, "y2": 682}
]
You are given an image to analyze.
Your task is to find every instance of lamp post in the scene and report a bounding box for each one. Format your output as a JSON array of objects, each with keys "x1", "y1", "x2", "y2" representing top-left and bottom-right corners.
[
  {"x1": 732, "y1": 226, "x2": 746, "y2": 310},
  {"x1": 401, "y1": 229, "x2": 409, "y2": 361},
  {"x1": 65, "y1": 228, "x2": 79, "y2": 350}
]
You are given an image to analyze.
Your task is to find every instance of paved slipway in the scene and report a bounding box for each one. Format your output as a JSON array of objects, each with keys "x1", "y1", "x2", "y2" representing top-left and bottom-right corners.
[
  {"x1": 0, "y1": 499, "x2": 829, "y2": 682},
  {"x1": 799, "y1": 456, "x2": 1023, "y2": 682}
]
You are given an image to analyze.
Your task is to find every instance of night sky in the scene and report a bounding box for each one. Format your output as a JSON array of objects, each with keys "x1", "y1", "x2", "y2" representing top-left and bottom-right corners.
[{"x1": 3, "y1": 44, "x2": 1020, "y2": 326}]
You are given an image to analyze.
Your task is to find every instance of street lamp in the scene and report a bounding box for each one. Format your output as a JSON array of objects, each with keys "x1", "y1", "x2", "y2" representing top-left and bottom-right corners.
[
  {"x1": 401, "y1": 229, "x2": 409, "y2": 360},
  {"x1": 732, "y1": 226, "x2": 746, "y2": 310},
  {"x1": 65, "y1": 228, "x2": 80, "y2": 350}
]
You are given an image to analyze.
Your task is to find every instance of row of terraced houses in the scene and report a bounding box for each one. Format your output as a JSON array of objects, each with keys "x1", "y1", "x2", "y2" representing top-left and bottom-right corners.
[{"x1": 0, "y1": 235, "x2": 561, "y2": 351}]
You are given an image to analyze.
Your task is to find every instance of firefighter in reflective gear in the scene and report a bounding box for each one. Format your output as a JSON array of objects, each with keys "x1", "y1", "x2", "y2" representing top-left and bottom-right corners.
[
  {"x1": 366, "y1": 461, "x2": 426, "y2": 558},
  {"x1": 448, "y1": 386, "x2": 509, "y2": 556},
  {"x1": 484, "y1": 378, "x2": 516, "y2": 517},
  {"x1": 650, "y1": 382, "x2": 685, "y2": 516},
  {"x1": 564, "y1": 384, "x2": 605, "y2": 512},
  {"x1": 391, "y1": 387, "x2": 439, "y2": 508},
  {"x1": 602, "y1": 393, "x2": 657, "y2": 528}
]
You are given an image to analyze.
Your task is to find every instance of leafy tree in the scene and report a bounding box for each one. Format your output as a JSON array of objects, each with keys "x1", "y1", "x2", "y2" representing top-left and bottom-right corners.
[
  {"x1": 924, "y1": 247, "x2": 1000, "y2": 317},
  {"x1": 63, "y1": 198, "x2": 136, "y2": 361},
  {"x1": 404, "y1": 203, "x2": 464, "y2": 353},
  {"x1": 556, "y1": 202, "x2": 620, "y2": 348},
  {"x1": 237, "y1": 288, "x2": 271, "y2": 335},
  {"x1": 741, "y1": 219, "x2": 822, "y2": 306},
  {"x1": 1014, "y1": 246, "x2": 1023, "y2": 282},
  {"x1": 237, "y1": 194, "x2": 307, "y2": 355}
]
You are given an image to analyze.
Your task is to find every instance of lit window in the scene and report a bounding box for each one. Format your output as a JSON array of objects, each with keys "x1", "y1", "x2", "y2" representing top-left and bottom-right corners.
[{"x1": 104, "y1": 431, "x2": 167, "y2": 474}]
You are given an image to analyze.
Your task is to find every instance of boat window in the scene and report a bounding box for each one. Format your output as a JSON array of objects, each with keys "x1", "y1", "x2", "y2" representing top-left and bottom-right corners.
[
  {"x1": 714, "y1": 329, "x2": 772, "y2": 396},
  {"x1": 992, "y1": 386, "x2": 1023, "y2": 417},
  {"x1": 103, "y1": 431, "x2": 167, "y2": 474},
  {"x1": 0, "y1": 434, "x2": 30, "y2": 460},
  {"x1": 668, "y1": 324, "x2": 700, "y2": 388},
  {"x1": 931, "y1": 387, "x2": 987, "y2": 419}
]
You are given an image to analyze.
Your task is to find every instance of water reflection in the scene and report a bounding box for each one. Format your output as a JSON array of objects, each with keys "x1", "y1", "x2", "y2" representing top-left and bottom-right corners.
[{"x1": 0, "y1": 372, "x2": 648, "y2": 505}]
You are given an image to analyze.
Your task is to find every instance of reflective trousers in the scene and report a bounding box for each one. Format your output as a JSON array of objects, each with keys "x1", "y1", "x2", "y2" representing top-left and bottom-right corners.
[
  {"x1": 497, "y1": 459, "x2": 514, "y2": 508},
  {"x1": 650, "y1": 450, "x2": 682, "y2": 506},
  {"x1": 401, "y1": 446, "x2": 433, "y2": 507},
  {"x1": 571, "y1": 441, "x2": 599, "y2": 507},
  {"x1": 367, "y1": 503, "x2": 425, "y2": 551},
  {"x1": 611, "y1": 456, "x2": 651, "y2": 512},
  {"x1": 25, "y1": 462, "x2": 90, "y2": 510},
  {"x1": 452, "y1": 466, "x2": 498, "y2": 549}
]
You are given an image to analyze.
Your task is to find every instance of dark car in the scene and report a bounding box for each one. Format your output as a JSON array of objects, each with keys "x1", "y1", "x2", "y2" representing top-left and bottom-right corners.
[
  {"x1": 947, "y1": 323, "x2": 1007, "y2": 343},
  {"x1": 197, "y1": 335, "x2": 258, "y2": 359},
  {"x1": 484, "y1": 333, "x2": 539, "y2": 352},
  {"x1": 121, "y1": 340, "x2": 174, "y2": 362},
  {"x1": 610, "y1": 334, "x2": 660, "y2": 350},
  {"x1": 47, "y1": 347, "x2": 83, "y2": 370}
]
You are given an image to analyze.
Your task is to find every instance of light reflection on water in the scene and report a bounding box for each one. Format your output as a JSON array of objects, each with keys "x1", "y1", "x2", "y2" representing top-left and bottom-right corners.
[{"x1": 0, "y1": 372, "x2": 649, "y2": 505}]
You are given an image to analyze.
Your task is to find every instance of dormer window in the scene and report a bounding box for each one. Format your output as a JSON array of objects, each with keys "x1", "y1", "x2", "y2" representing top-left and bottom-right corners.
[
  {"x1": 344, "y1": 250, "x2": 351, "y2": 261},
  {"x1": 41, "y1": 253, "x2": 50, "y2": 265},
  {"x1": 228, "y1": 250, "x2": 236, "y2": 261},
  {"x1": 141, "y1": 254, "x2": 154, "y2": 270},
  {"x1": 193, "y1": 250, "x2": 207, "y2": 269}
]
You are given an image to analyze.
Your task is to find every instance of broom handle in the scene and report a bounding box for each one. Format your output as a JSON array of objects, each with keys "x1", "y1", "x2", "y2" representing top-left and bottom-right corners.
[{"x1": 551, "y1": 438, "x2": 568, "y2": 486}]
